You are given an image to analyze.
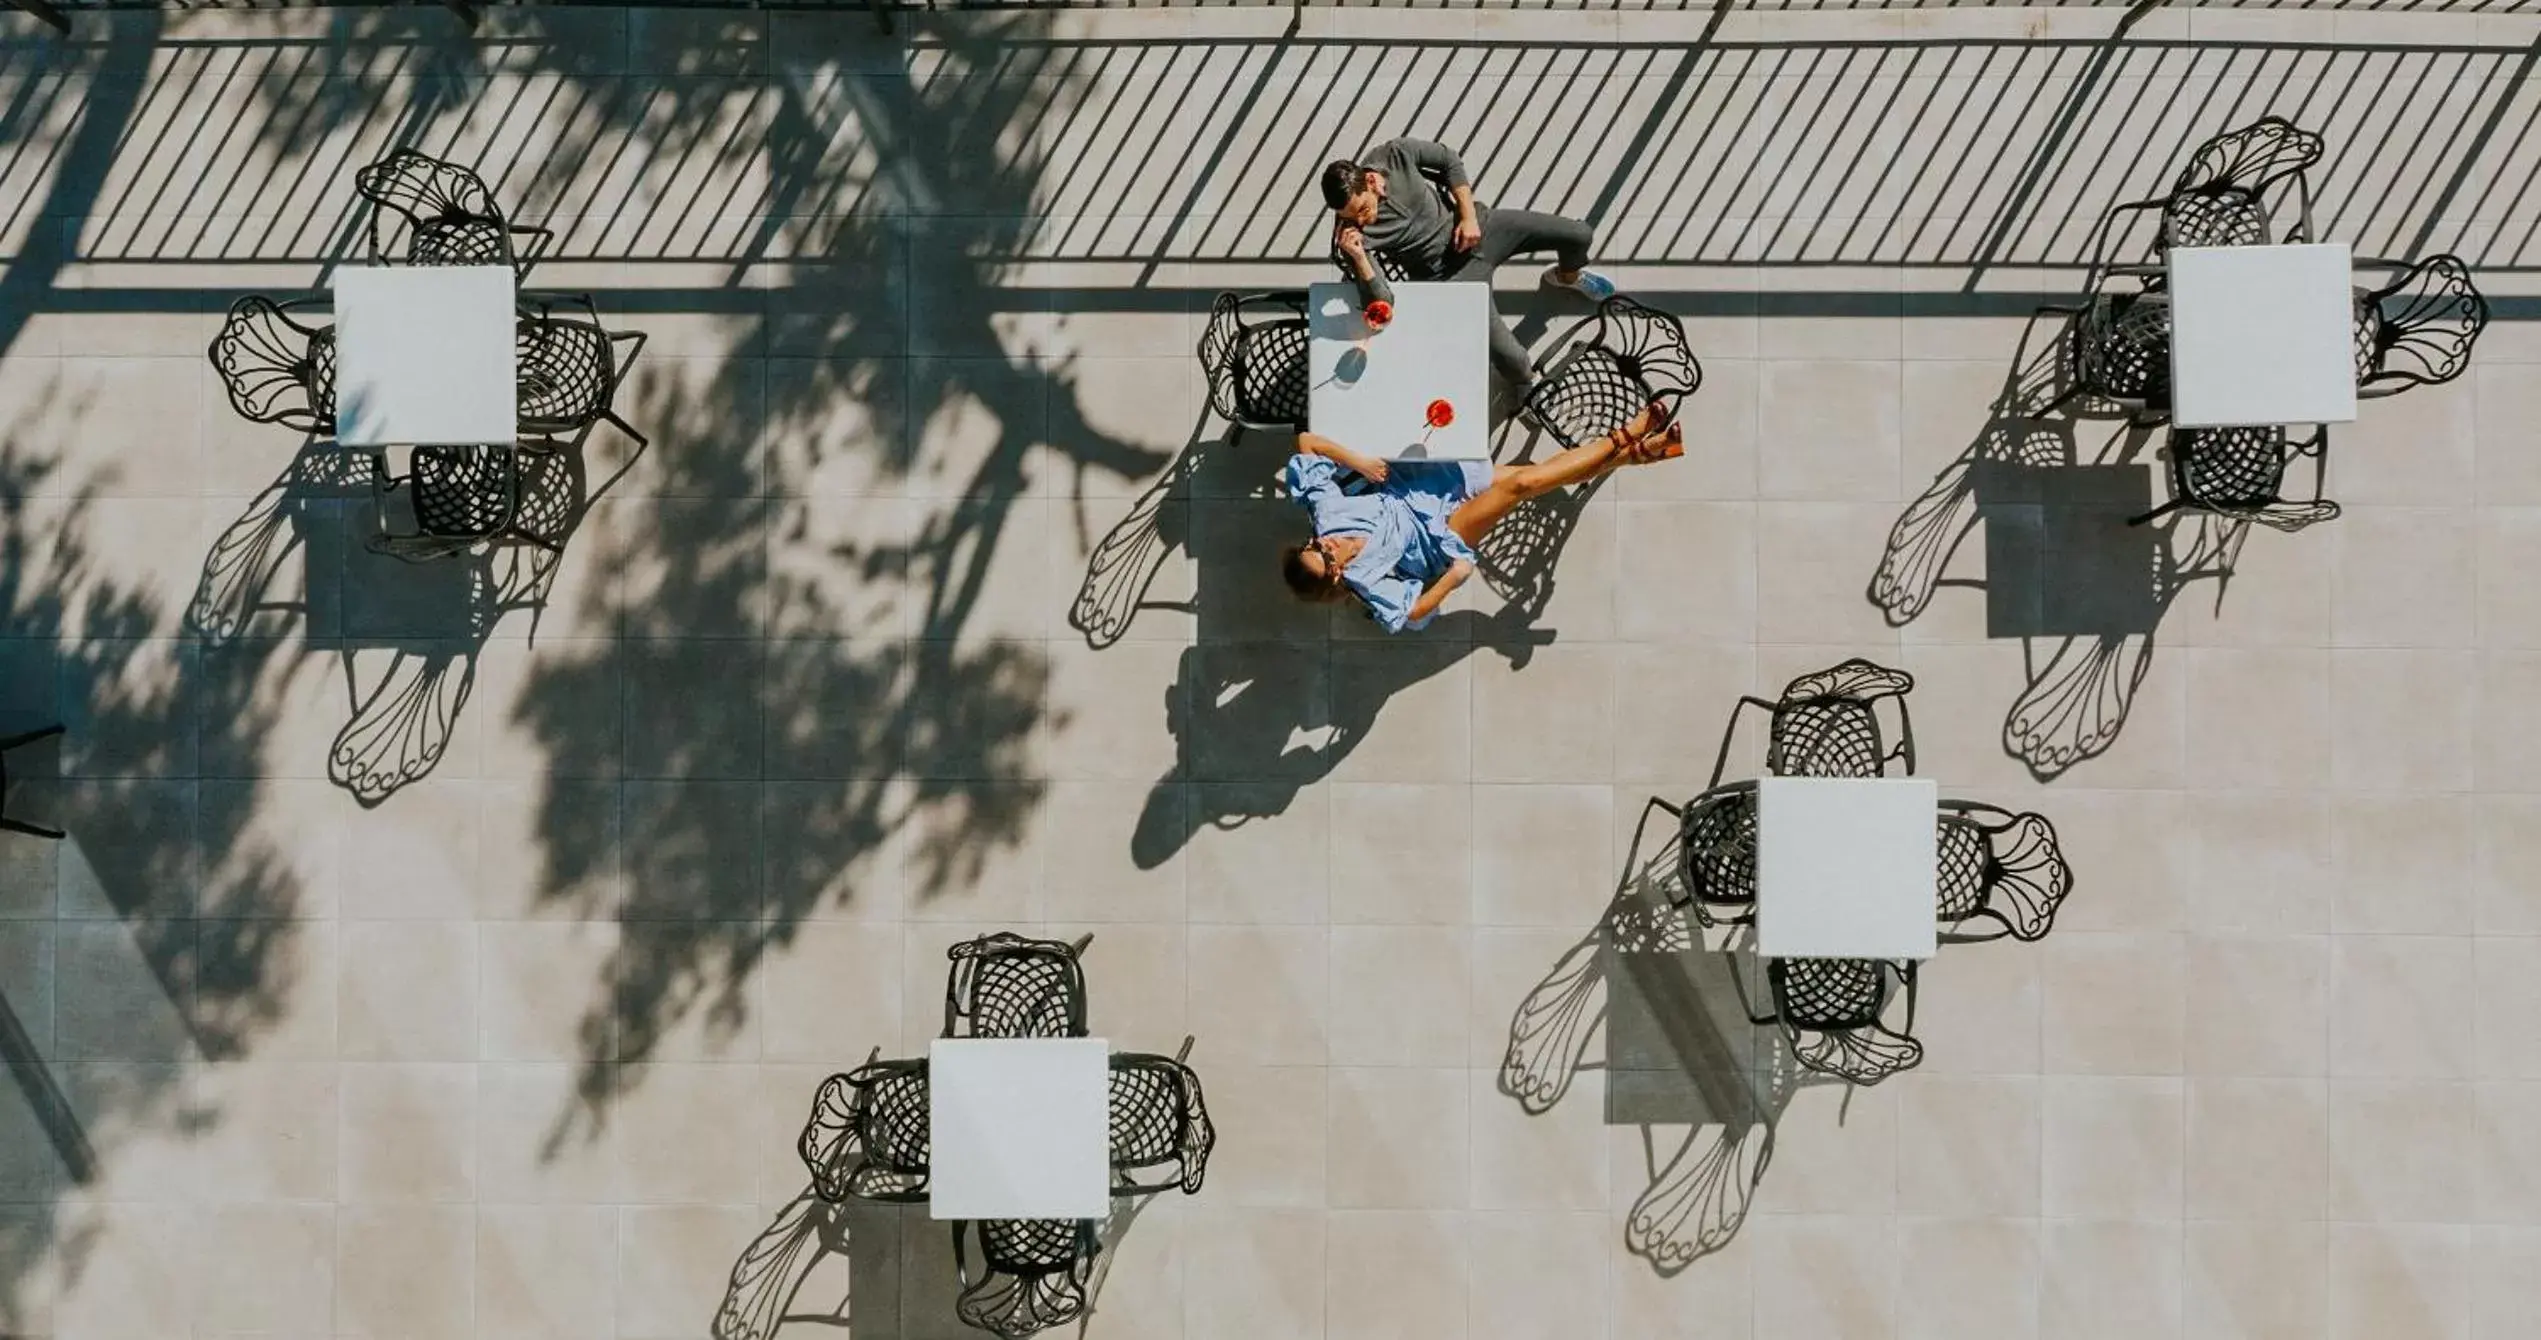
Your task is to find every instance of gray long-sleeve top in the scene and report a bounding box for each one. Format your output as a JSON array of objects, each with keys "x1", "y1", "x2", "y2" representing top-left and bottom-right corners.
[{"x1": 1342, "y1": 137, "x2": 1489, "y2": 307}]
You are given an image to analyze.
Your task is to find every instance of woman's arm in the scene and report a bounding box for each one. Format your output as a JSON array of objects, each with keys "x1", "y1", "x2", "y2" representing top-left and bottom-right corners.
[
  {"x1": 1298, "y1": 431, "x2": 1389, "y2": 485},
  {"x1": 1405, "y1": 558, "x2": 1474, "y2": 627}
]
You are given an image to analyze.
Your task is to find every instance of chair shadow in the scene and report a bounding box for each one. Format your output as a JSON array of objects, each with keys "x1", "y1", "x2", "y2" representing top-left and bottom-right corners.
[
  {"x1": 711, "y1": 1185, "x2": 1157, "y2": 1340},
  {"x1": 191, "y1": 433, "x2": 639, "y2": 806},
  {"x1": 1867, "y1": 308, "x2": 2253, "y2": 781},
  {"x1": 1497, "y1": 799, "x2": 1812, "y2": 1278}
]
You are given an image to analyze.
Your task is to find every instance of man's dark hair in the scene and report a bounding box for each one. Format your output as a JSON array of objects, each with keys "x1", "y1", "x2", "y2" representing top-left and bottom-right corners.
[{"x1": 1320, "y1": 160, "x2": 1366, "y2": 211}]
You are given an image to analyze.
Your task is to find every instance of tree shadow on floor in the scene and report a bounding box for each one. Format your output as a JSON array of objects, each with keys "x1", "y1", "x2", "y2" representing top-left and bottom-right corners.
[{"x1": 1867, "y1": 307, "x2": 2257, "y2": 781}]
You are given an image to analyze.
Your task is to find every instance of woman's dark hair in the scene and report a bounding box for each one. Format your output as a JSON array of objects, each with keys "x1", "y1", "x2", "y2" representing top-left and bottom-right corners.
[
  {"x1": 1320, "y1": 160, "x2": 1367, "y2": 211},
  {"x1": 1281, "y1": 542, "x2": 1339, "y2": 601}
]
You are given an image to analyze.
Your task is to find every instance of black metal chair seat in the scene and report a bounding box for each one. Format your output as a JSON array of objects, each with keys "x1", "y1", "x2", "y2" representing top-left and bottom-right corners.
[
  {"x1": 1773, "y1": 958, "x2": 1885, "y2": 1030},
  {"x1": 1670, "y1": 784, "x2": 1759, "y2": 928},
  {"x1": 1107, "y1": 1039, "x2": 1214, "y2": 1196},
  {"x1": 945, "y1": 932, "x2": 1091, "y2": 1039},
  {"x1": 2073, "y1": 291, "x2": 2170, "y2": 408},
  {"x1": 412, "y1": 445, "x2": 516, "y2": 538},
  {"x1": 517, "y1": 295, "x2": 649, "y2": 445},
  {"x1": 410, "y1": 214, "x2": 515, "y2": 268},
  {"x1": 2163, "y1": 187, "x2": 2269, "y2": 249},
  {"x1": 1523, "y1": 295, "x2": 1702, "y2": 450},
  {"x1": 2178, "y1": 424, "x2": 2289, "y2": 507},
  {"x1": 1199, "y1": 291, "x2": 1309, "y2": 433},
  {"x1": 1935, "y1": 819, "x2": 1990, "y2": 921}
]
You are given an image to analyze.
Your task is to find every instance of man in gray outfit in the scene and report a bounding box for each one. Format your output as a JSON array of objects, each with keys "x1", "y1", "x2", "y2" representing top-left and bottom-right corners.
[{"x1": 1323, "y1": 138, "x2": 1616, "y2": 399}]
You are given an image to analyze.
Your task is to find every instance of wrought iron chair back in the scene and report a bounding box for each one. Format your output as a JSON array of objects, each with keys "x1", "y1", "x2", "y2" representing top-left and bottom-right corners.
[
  {"x1": 1522, "y1": 294, "x2": 1703, "y2": 450},
  {"x1": 2354, "y1": 254, "x2": 2486, "y2": 398},
  {"x1": 1935, "y1": 801, "x2": 2074, "y2": 942},
  {"x1": 207, "y1": 295, "x2": 337, "y2": 435},
  {"x1": 1709, "y1": 658, "x2": 1919, "y2": 789},
  {"x1": 2162, "y1": 116, "x2": 2324, "y2": 247},
  {"x1": 354, "y1": 148, "x2": 552, "y2": 275}
]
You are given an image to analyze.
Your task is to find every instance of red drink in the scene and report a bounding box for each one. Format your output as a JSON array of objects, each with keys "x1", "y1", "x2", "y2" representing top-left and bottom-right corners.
[
  {"x1": 1426, "y1": 399, "x2": 1455, "y2": 428},
  {"x1": 1363, "y1": 299, "x2": 1393, "y2": 329}
]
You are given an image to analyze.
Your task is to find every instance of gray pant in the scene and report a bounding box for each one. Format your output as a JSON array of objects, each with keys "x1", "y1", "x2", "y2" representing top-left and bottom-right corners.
[{"x1": 1444, "y1": 207, "x2": 1596, "y2": 390}]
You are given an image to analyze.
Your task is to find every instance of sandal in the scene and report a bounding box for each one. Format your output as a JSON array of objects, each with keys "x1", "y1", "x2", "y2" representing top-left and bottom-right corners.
[{"x1": 1625, "y1": 422, "x2": 1685, "y2": 464}]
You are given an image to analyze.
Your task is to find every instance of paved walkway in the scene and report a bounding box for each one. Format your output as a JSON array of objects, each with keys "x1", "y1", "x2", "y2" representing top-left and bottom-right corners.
[{"x1": 1, "y1": 4, "x2": 2537, "y2": 1337}]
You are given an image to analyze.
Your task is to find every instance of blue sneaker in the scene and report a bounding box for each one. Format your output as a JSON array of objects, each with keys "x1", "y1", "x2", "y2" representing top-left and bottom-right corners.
[{"x1": 1542, "y1": 266, "x2": 1615, "y2": 301}]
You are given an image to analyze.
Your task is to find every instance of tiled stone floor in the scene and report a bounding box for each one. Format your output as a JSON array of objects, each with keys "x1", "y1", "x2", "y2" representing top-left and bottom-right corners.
[{"x1": 3, "y1": 3, "x2": 2541, "y2": 1337}]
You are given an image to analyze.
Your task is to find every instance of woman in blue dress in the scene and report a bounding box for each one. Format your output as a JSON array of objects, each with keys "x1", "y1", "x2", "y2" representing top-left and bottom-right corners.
[{"x1": 1280, "y1": 402, "x2": 1682, "y2": 633}]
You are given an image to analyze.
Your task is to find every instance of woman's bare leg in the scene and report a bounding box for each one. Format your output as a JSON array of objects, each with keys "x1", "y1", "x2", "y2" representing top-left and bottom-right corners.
[{"x1": 1449, "y1": 434, "x2": 1626, "y2": 546}]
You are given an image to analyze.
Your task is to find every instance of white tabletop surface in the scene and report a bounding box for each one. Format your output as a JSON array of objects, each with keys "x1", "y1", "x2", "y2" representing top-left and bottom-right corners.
[
  {"x1": 1754, "y1": 777, "x2": 1939, "y2": 960},
  {"x1": 331, "y1": 264, "x2": 519, "y2": 447},
  {"x1": 926, "y1": 1037, "x2": 1111, "y2": 1220},
  {"x1": 1306, "y1": 281, "x2": 1491, "y2": 461},
  {"x1": 2166, "y1": 242, "x2": 2358, "y2": 428}
]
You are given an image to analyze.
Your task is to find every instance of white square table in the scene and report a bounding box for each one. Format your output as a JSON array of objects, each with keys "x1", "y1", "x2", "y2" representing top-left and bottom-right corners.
[
  {"x1": 927, "y1": 1037, "x2": 1111, "y2": 1220},
  {"x1": 1754, "y1": 777, "x2": 1939, "y2": 961},
  {"x1": 331, "y1": 264, "x2": 519, "y2": 447},
  {"x1": 1306, "y1": 280, "x2": 1491, "y2": 461},
  {"x1": 2165, "y1": 242, "x2": 2358, "y2": 428}
]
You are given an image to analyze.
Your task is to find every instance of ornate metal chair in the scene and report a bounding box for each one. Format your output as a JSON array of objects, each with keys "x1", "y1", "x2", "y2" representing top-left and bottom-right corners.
[
  {"x1": 207, "y1": 295, "x2": 336, "y2": 435},
  {"x1": 1522, "y1": 294, "x2": 1702, "y2": 450},
  {"x1": 0, "y1": 724, "x2": 64, "y2": 840},
  {"x1": 2129, "y1": 424, "x2": 2339, "y2": 532},
  {"x1": 1648, "y1": 783, "x2": 1759, "y2": 928},
  {"x1": 364, "y1": 441, "x2": 569, "y2": 563},
  {"x1": 1936, "y1": 801, "x2": 2074, "y2": 943},
  {"x1": 1198, "y1": 291, "x2": 1309, "y2": 436},
  {"x1": 2040, "y1": 287, "x2": 2170, "y2": 419},
  {"x1": 518, "y1": 294, "x2": 648, "y2": 447},
  {"x1": 1743, "y1": 957, "x2": 1923, "y2": 1085},
  {"x1": 952, "y1": 1218, "x2": 1098, "y2": 1338},
  {"x1": 2107, "y1": 116, "x2": 2323, "y2": 255},
  {"x1": 2353, "y1": 254, "x2": 2486, "y2": 398},
  {"x1": 1107, "y1": 1036, "x2": 1213, "y2": 1196},
  {"x1": 943, "y1": 932, "x2": 1093, "y2": 1039},
  {"x1": 353, "y1": 148, "x2": 552, "y2": 275},
  {"x1": 1708, "y1": 658, "x2": 1918, "y2": 789},
  {"x1": 797, "y1": 1054, "x2": 931, "y2": 1203}
]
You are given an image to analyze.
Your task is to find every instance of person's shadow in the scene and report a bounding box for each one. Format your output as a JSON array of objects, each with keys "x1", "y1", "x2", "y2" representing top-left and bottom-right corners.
[{"x1": 1099, "y1": 424, "x2": 1586, "y2": 870}]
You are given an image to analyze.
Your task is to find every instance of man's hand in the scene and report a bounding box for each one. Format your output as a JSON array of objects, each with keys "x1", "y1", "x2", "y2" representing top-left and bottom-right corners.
[
  {"x1": 1348, "y1": 453, "x2": 1389, "y2": 486},
  {"x1": 1334, "y1": 222, "x2": 1367, "y2": 260},
  {"x1": 1452, "y1": 210, "x2": 1482, "y2": 253}
]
